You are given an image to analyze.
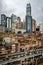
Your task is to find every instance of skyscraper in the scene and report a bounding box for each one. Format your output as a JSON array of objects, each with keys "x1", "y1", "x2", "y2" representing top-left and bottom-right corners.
[
  {"x1": 16, "y1": 17, "x2": 23, "y2": 29},
  {"x1": 26, "y1": 3, "x2": 31, "y2": 16},
  {"x1": 11, "y1": 14, "x2": 18, "y2": 32},
  {"x1": 7, "y1": 17, "x2": 11, "y2": 31},
  {"x1": 32, "y1": 19, "x2": 36, "y2": 32},
  {"x1": 23, "y1": 16, "x2": 26, "y2": 29},
  {"x1": 1, "y1": 14, "x2": 7, "y2": 27},
  {"x1": 26, "y1": 3, "x2": 32, "y2": 34},
  {"x1": 11, "y1": 14, "x2": 18, "y2": 23}
]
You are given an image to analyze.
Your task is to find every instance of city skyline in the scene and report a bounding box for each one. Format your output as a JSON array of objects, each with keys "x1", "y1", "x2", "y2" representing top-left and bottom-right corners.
[{"x1": 0, "y1": 0, "x2": 43, "y2": 25}]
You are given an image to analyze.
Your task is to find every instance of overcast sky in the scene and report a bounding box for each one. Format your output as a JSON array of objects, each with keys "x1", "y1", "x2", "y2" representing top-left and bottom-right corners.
[{"x1": 0, "y1": 0, "x2": 43, "y2": 25}]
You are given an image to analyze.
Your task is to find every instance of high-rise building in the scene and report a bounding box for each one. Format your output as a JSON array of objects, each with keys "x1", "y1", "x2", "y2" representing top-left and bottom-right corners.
[
  {"x1": 11, "y1": 14, "x2": 18, "y2": 32},
  {"x1": 23, "y1": 21, "x2": 26, "y2": 29},
  {"x1": 17, "y1": 17, "x2": 21, "y2": 22},
  {"x1": 23, "y1": 16, "x2": 26, "y2": 29},
  {"x1": 32, "y1": 19, "x2": 36, "y2": 32},
  {"x1": 7, "y1": 17, "x2": 11, "y2": 31},
  {"x1": 11, "y1": 14, "x2": 18, "y2": 23},
  {"x1": 16, "y1": 22, "x2": 23, "y2": 29},
  {"x1": 26, "y1": 16, "x2": 32, "y2": 34},
  {"x1": 26, "y1": 3, "x2": 31, "y2": 16},
  {"x1": 1, "y1": 14, "x2": 7, "y2": 27},
  {"x1": 16, "y1": 17, "x2": 23, "y2": 29},
  {"x1": 26, "y1": 3, "x2": 32, "y2": 34}
]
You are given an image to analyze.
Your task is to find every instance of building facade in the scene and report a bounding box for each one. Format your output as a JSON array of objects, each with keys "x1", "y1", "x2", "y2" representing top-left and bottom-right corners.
[
  {"x1": 26, "y1": 3, "x2": 31, "y2": 16},
  {"x1": 7, "y1": 17, "x2": 11, "y2": 31},
  {"x1": 11, "y1": 14, "x2": 18, "y2": 23},
  {"x1": 26, "y1": 16, "x2": 32, "y2": 34},
  {"x1": 17, "y1": 17, "x2": 21, "y2": 22},
  {"x1": 1, "y1": 14, "x2": 7, "y2": 27},
  {"x1": 16, "y1": 22, "x2": 23, "y2": 29},
  {"x1": 23, "y1": 21, "x2": 26, "y2": 29},
  {"x1": 0, "y1": 24, "x2": 5, "y2": 33},
  {"x1": 26, "y1": 3, "x2": 32, "y2": 34},
  {"x1": 15, "y1": 29, "x2": 26, "y2": 34},
  {"x1": 11, "y1": 23, "x2": 16, "y2": 32},
  {"x1": 32, "y1": 19, "x2": 36, "y2": 32},
  {"x1": 23, "y1": 17, "x2": 26, "y2": 29},
  {"x1": 39, "y1": 23, "x2": 43, "y2": 33},
  {"x1": 11, "y1": 14, "x2": 18, "y2": 32}
]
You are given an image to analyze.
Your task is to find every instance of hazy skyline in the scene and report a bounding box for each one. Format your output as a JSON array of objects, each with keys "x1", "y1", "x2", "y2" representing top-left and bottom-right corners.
[{"x1": 0, "y1": 0, "x2": 43, "y2": 25}]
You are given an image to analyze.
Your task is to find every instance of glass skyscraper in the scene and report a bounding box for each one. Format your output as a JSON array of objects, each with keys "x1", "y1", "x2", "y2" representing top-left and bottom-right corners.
[
  {"x1": 11, "y1": 14, "x2": 18, "y2": 24},
  {"x1": 26, "y1": 16, "x2": 32, "y2": 34},
  {"x1": 26, "y1": 3, "x2": 31, "y2": 16},
  {"x1": 7, "y1": 17, "x2": 11, "y2": 31},
  {"x1": 1, "y1": 14, "x2": 7, "y2": 27},
  {"x1": 26, "y1": 3, "x2": 32, "y2": 34}
]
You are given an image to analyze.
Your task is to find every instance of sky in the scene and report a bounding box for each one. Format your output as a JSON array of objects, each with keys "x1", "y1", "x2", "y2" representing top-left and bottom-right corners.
[{"x1": 0, "y1": 0, "x2": 43, "y2": 25}]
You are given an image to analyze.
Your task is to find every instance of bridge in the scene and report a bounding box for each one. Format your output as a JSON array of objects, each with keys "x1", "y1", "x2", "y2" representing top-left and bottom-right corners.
[{"x1": 0, "y1": 49, "x2": 43, "y2": 65}]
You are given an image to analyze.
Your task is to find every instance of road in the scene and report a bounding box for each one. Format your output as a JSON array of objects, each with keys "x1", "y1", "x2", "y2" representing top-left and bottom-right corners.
[{"x1": 0, "y1": 49, "x2": 43, "y2": 65}]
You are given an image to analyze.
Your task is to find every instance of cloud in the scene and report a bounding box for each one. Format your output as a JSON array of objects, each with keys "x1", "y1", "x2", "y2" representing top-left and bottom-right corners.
[
  {"x1": 0, "y1": 0, "x2": 43, "y2": 25},
  {"x1": 1, "y1": 0, "x2": 30, "y2": 18},
  {"x1": 31, "y1": 0, "x2": 43, "y2": 25}
]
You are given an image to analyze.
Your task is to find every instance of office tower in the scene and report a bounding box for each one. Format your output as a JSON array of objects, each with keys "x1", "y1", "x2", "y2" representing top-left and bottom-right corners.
[
  {"x1": 32, "y1": 19, "x2": 36, "y2": 32},
  {"x1": 23, "y1": 21, "x2": 26, "y2": 29},
  {"x1": 1, "y1": 14, "x2": 7, "y2": 27},
  {"x1": 17, "y1": 17, "x2": 21, "y2": 22},
  {"x1": 23, "y1": 16, "x2": 26, "y2": 29},
  {"x1": 11, "y1": 14, "x2": 18, "y2": 32},
  {"x1": 16, "y1": 17, "x2": 23, "y2": 29},
  {"x1": 7, "y1": 17, "x2": 11, "y2": 31},
  {"x1": 26, "y1": 3, "x2": 31, "y2": 16},
  {"x1": 26, "y1": 3, "x2": 32, "y2": 34},
  {"x1": 26, "y1": 16, "x2": 32, "y2": 34},
  {"x1": 11, "y1": 14, "x2": 18, "y2": 23}
]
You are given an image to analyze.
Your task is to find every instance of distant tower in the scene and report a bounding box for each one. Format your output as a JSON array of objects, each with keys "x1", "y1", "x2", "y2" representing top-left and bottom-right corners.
[
  {"x1": 26, "y1": 3, "x2": 31, "y2": 16},
  {"x1": 26, "y1": 3, "x2": 32, "y2": 34},
  {"x1": 16, "y1": 17, "x2": 23, "y2": 29},
  {"x1": 11, "y1": 14, "x2": 18, "y2": 32},
  {"x1": 7, "y1": 17, "x2": 11, "y2": 31},
  {"x1": 32, "y1": 19, "x2": 36, "y2": 32},
  {"x1": 1, "y1": 14, "x2": 7, "y2": 27}
]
